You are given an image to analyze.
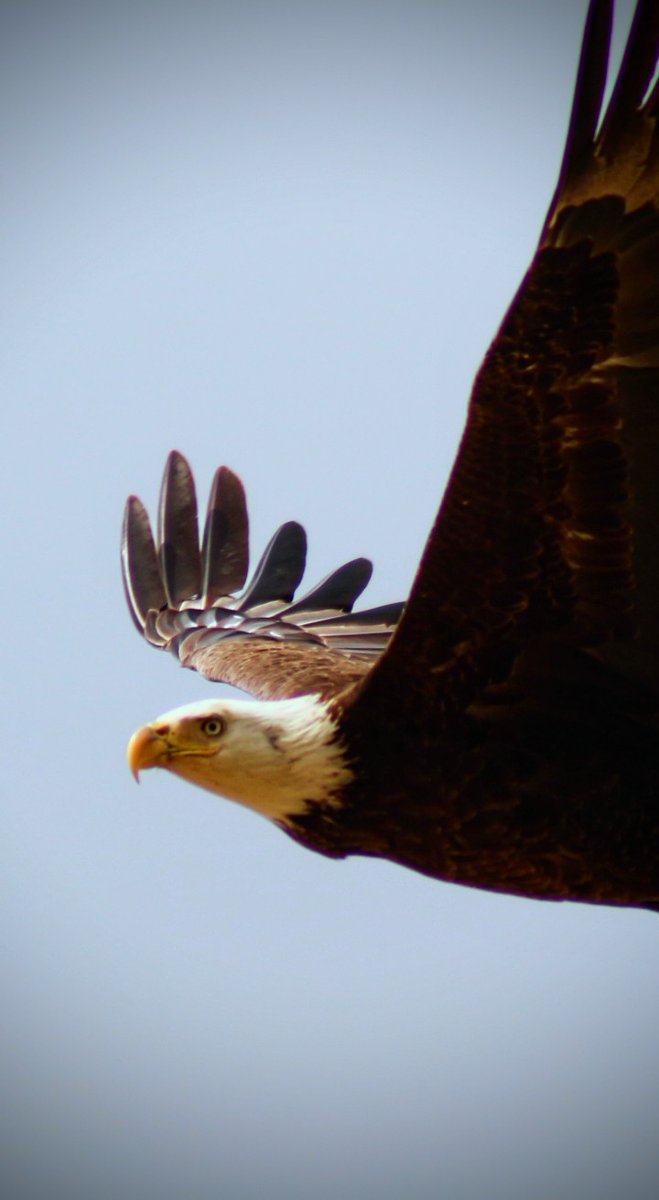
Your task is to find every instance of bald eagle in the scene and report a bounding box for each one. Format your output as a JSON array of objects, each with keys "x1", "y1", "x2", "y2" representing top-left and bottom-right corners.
[{"x1": 123, "y1": 0, "x2": 659, "y2": 911}]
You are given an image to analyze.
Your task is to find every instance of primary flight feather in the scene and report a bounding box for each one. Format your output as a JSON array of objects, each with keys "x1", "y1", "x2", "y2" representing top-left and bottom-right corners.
[{"x1": 124, "y1": 0, "x2": 659, "y2": 911}]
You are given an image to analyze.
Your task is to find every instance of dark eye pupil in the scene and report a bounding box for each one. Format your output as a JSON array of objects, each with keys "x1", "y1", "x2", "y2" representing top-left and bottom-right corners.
[{"x1": 202, "y1": 718, "x2": 222, "y2": 736}]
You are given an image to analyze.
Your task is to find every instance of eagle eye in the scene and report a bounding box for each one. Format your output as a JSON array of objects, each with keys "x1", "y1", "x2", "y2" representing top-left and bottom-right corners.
[{"x1": 200, "y1": 716, "x2": 224, "y2": 738}]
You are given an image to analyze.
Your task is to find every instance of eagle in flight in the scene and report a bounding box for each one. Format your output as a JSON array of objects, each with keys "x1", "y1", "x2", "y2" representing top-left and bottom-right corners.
[{"x1": 123, "y1": 0, "x2": 659, "y2": 911}]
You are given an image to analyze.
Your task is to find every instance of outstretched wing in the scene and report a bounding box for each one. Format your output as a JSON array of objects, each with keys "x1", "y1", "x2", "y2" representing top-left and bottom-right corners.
[
  {"x1": 122, "y1": 451, "x2": 404, "y2": 701},
  {"x1": 356, "y1": 0, "x2": 659, "y2": 717}
]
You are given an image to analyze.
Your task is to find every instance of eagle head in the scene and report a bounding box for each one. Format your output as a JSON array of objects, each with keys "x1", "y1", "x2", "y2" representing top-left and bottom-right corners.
[{"x1": 127, "y1": 695, "x2": 352, "y2": 821}]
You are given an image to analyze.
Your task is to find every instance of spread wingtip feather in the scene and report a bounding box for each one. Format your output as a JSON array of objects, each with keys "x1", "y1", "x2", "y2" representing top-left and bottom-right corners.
[
  {"x1": 122, "y1": 454, "x2": 403, "y2": 679},
  {"x1": 158, "y1": 451, "x2": 202, "y2": 607},
  {"x1": 201, "y1": 465, "x2": 249, "y2": 601},
  {"x1": 238, "y1": 521, "x2": 307, "y2": 610}
]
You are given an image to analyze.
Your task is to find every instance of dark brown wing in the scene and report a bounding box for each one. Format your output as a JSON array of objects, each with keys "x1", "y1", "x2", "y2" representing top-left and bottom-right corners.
[
  {"x1": 122, "y1": 451, "x2": 404, "y2": 701},
  {"x1": 354, "y1": 0, "x2": 659, "y2": 721}
]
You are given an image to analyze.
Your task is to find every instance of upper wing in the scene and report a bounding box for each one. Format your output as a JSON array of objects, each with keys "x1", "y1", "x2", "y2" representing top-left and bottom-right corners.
[
  {"x1": 122, "y1": 451, "x2": 404, "y2": 701},
  {"x1": 355, "y1": 0, "x2": 659, "y2": 717}
]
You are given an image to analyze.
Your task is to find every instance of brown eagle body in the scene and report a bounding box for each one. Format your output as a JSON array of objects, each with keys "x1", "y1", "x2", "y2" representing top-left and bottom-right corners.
[{"x1": 124, "y1": 0, "x2": 659, "y2": 911}]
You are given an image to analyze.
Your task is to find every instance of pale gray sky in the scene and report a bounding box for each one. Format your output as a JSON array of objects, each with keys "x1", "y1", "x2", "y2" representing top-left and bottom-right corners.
[{"x1": 2, "y1": 2, "x2": 658, "y2": 1199}]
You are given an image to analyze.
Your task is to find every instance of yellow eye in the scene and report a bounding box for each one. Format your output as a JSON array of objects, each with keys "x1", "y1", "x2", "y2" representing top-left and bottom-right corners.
[{"x1": 200, "y1": 716, "x2": 224, "y2": 737}]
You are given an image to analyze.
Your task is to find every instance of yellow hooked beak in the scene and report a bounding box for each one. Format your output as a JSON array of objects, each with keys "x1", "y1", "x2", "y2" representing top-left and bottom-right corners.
[{"x1": 127, "y1": 725, "x2": 170, "y2": 781}]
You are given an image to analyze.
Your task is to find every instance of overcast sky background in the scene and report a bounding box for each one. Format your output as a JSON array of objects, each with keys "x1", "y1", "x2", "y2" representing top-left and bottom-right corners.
[{"x1": 2, "y1": 1, "x2": 658, "y2": 1198}]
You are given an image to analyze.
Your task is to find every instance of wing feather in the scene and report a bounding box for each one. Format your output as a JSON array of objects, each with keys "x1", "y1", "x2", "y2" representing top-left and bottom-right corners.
[
  {"x1": 122, "y1": 454, "x2": 403, "y2": 699},
  {"x1": 354, "y1": 0, "x2": 659, "y2": 720},
  {"x1": 124, "y1": 3, "x2": 659, "y2": 719},
  {"x1": 200, "y1": 465, "x2": 249, "y2": 600},
  {"x1": 548, "y1": 0, "x2": 611, "y2": 209},
  {"x1": 158, "y1": 451, "x2": 202, "y2": 607},
  {"x1": 283, "y1": 558, "x2": 373, "y2": 616},
  {"x1": 237, "y1": 521, "x2": 307, "y2": 610},
  {"x1": 121, "y1": 496, "x2": 167, "y2": 630}
]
